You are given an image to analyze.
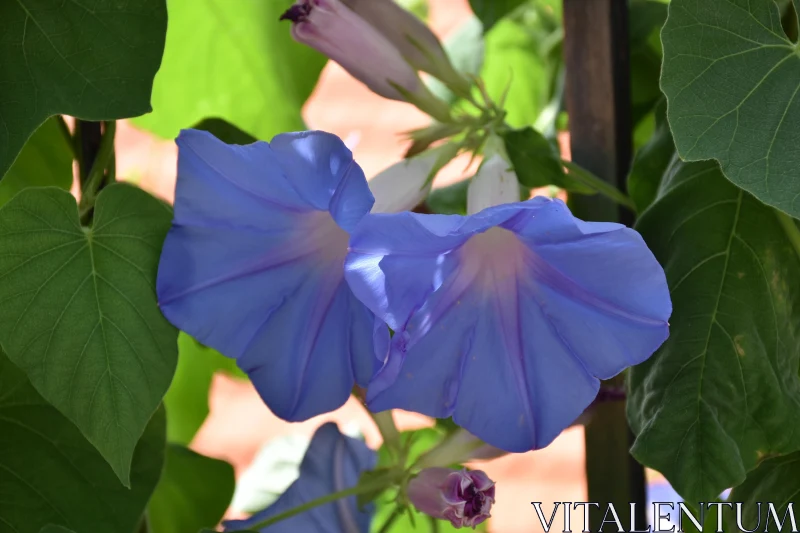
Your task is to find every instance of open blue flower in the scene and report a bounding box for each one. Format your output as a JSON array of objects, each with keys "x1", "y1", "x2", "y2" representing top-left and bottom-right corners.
[
  {"x1": 345, "y1": 198, "x2": 671, "y2": 452},
  {"x1": 157, "y1": 129, "x2": 381, "y2": 421},
  {"x1": 224, "y1": 422, "x2": 376, "y2": 532}
]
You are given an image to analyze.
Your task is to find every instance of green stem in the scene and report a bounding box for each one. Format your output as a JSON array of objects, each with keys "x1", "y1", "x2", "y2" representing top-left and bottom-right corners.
[
  {"x1": 371, "y1": 411, "x2": 402, "y2": 458},
  {"x1": 78, "y1": 121, "x2": 116, "y2": 223},
  {"x1": 376, "y1": 508, "x2": 402, "y2": 533},
  {"x1": 561, "y1": 160, "x2": 636, "y2": 211},
  {"x1": 245, "y1": 474, "x2": 399, "y2": 531},
  {"x1": 776, "y1": 210, "x2": 800, "y2": 262}
]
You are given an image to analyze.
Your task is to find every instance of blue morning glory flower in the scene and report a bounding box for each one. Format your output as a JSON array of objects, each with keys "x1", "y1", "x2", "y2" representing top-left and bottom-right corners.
[
  {"x1": 344, "y1": 197, "x2": 671, "y2": 452},
  {"x1": 224, "y1": 422, "x2": 376, "y2": 532},
  {"x1": 157, "y1": 129, "x2": 382, "y2": 421}
]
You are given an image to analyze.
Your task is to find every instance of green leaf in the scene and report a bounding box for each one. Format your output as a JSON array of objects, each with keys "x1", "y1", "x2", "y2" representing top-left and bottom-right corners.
[
  {"x1": 148, "y1": 444, "x2": 235, "y2": 533},
  {"x1": 0, "y1": 0, "x2": 166, "y2": 179},
  {"x1": 628, "y1": 159, "x2": 800, "y2": 503},
  {"x1": 0, "y1": 118, "x2": 73, "y2": 208},
  {"x1": 0, "y1": 351, "x2": 165, "y2": 533},
  {"x1": 39, "y1": 527, "x2": 76, "y2": 533},
  {"x1": 481, "y1": 12, "x2": 553, "y2": 127},
  {"x1": 502, "y1": 127, "x2": 564, "y2": 188},
  {"x1": 627, "y1": 99, "x2": 675, "y2": 214},
  {"x1": 502, "y1": 126, "x2": 593, "y2": 192},
  {"x1": 629, "y1": 0, "x2": 668, "y2": 123},
  {"x1": 134, "y1": 0, "x2": 326, "y2": 141},
  {"x1": 0, "y1": 184, "x2": 178, "y2": 486},
  {"x1": 661, "y1": 0, "x2": 800, "y2": 218},
  {"x1": 427, "y1": 16, "x2": 485, "y2": 104},
  {"x1": 729, "y1": 452, "x2": 800, "y2": 528},
  {"x1": 165, "y1": 332, "x2": 243, "y2": 445},
  {"x1": 468, "y1": 0, "x2": 526, "y2": 32}
]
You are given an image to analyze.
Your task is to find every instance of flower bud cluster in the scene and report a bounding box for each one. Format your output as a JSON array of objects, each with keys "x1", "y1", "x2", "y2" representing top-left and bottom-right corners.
[{"x1": 280, "y1": 0, "x2": 467, "y2": 121}]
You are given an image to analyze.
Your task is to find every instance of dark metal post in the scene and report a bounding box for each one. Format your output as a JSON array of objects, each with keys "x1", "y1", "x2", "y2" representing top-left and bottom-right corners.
[
  {"x1": 77, "y1": 120, "x2": 102, "y2": 187},
  {"x1": 562, "y1": 0, "x2": 646, "y2": 530}
]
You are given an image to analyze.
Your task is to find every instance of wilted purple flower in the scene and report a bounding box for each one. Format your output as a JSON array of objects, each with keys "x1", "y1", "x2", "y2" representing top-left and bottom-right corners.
[
  {"x1": 408, "y1": 468, "x2": 495, "y2": 528},
  {"x1": 340, "y1": 0, "x2": 471, "y2": 94},
  {"x1": 344, "y1": 197, "x2": 671, "y2": 452},
  {"x1": 281, "y1": 0, "x2": 451, "y2": 121},
  {"x1": 157, "y1": 129, "x2": 383, "y2": 421},
  {"x1": 224, "y1": 423, "x2": 377, "y2": 532}
]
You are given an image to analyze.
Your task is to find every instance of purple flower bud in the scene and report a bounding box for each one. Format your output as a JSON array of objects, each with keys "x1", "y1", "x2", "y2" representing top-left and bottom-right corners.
[
  {"x1": 339, "y1": 0, "x2": 470, "y2": 94},
  {"x1": 280, "y1": 0, "x2": 451, "y2": 121},
  {"x1": 407, "y1": 468, "x2": 495, "y2": 528}
]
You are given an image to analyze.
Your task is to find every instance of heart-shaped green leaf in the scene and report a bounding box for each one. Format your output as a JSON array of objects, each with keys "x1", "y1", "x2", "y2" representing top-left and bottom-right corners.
[
  {"x1": 661, "y1": 0, "x2": 800, "y2": 218},
  {"x1": 0, "y1": 351, "x2": 165, "y2": 533},
  {"x1": 0, "y1": 184, "x2": 177, "y2": 486},
  {"x1": 0, "y1": 0, "x2": 166, "y2": 179},
  {"x1": 629, "y1": 159, "x2": 800, "y2": 502}
]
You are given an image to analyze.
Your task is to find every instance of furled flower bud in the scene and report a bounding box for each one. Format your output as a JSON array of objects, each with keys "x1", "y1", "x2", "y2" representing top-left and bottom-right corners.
[
  {"x1": 340, "y1": 0, "x2": 471, "y2": 95},
  {"x1": 466, "y1": 154, "x2": 521, "y2": 214},
  {"x1": 280, "y1": 0, "x2": 452, "y2": 122},
  {"x1": 407, "y1": 468, "x2": 495, "y2": 528},
  {"x1": 368, "y1": 143, "x2": 458, "y2": 213}
]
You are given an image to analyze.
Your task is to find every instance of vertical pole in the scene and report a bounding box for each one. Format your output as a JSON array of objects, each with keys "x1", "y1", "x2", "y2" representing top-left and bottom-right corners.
[
  {"x1": 562, "y1": 0, "x2": 646, "y2": 530},
  {"x1": 77, "y1": 120, "x2": 102, "y2": 187}
]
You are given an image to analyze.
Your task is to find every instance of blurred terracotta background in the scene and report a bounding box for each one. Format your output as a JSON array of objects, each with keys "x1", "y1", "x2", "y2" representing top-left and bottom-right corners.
[{"x1": 106, "y1": 0, "x2": 668, "y2": 531}]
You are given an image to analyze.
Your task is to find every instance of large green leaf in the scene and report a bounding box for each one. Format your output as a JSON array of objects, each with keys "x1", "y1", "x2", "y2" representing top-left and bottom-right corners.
[
  {"x1": 134, "y1": 0, "x2": 326, "y2": 141},
  {"x1": 165, "y1": 333, "x2": 242, "y2": 445},
  {"x1": 628, "y1": 159, "x2": 800, "y2": 503},
  {"x1": 729, "y1": 452, "x2": 800, "y2": 528},
  {"x1": 0, "y1": 0, "x2": 166, "y2": 179},
  {"x1": 0, "y1": 352, "x2": 165, "y2": 533},
  {"x1": 468, "y1": 0, "x2": 526, "y2": 32},
  {"x1": 661, "y1": 0, "x2": 800, "y2": 218},
  {"x1": 0, "y1": 118, "x2": 73, "y2": 208},
  {"x1": 148, "y1": 445, "x2": 235, "y2": 533},
  {"x1": 0, "y1": 184, "x2": 178, "y2": 486}
]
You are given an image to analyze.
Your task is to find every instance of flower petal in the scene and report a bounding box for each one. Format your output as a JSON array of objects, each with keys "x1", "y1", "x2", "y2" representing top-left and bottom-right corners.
[
  {"x1": 346, "y1": 211, "x2": 474, "y2": 330},
  {"x1": 346, "y1": 198, "x2": 671, "y2": 451},
  {"x1": 269, "y1": 131, "x2": 374, "y2": 232},
  {"x1": 224, "y1": 422, "x2": 376, "y2": 533},
  {"x1": 158, "y1": 129, "x2": 379, "y2": 421}
]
